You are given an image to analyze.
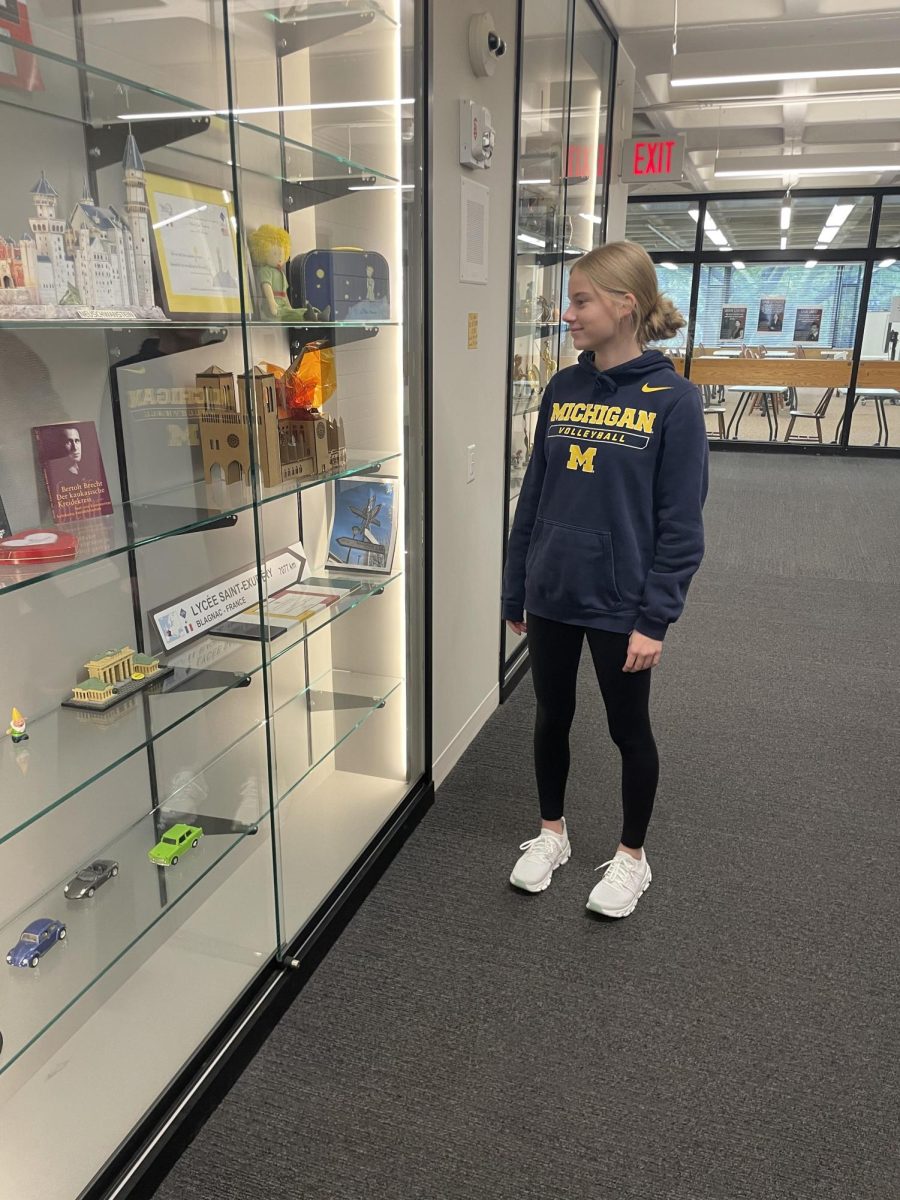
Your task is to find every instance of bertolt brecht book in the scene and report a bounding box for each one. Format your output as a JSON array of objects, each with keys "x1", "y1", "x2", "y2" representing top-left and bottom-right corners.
[{"x1": 33, "y1": 421, "x2": 113, "y2": 523}]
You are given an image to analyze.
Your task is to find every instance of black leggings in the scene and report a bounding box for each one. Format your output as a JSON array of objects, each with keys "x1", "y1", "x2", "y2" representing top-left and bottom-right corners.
[{"x1": 527, "y1": 612, "x2": 659, "y2": 849}]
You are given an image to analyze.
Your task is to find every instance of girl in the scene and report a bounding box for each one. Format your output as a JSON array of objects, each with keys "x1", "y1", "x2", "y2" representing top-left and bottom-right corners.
[{"x1": 502, "y1": 240, "x2": 709, "y2": 918}]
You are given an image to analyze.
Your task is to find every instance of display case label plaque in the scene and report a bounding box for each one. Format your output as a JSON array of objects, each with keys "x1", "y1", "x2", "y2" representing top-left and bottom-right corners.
[{"x1": 151, "y1": 542, "x2": 309, "y2": 650}]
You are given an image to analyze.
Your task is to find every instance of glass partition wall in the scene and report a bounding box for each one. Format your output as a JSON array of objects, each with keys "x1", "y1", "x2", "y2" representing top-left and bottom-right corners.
[
  {"x1": 626, "y1": 189, "x2": 900, "y2": 451},
  {"x1": 501, "y1": 0, "x2": 616, "y2": 696}
]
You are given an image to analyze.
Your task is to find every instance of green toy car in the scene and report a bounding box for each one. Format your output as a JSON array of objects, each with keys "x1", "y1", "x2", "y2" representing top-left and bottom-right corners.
[{"x1": 148, "y1": 822, "x2": 203, "y2": 867}]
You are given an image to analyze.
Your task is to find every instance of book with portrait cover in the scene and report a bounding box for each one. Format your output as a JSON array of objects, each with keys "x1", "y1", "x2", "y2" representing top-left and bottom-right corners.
[{"x1": 33, "y1": 421, "x2": 113, "y2": 523}]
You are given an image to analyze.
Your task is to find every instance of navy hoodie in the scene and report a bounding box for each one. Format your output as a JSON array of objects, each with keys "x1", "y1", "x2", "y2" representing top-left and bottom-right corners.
[{"x1": 502, "y1": 349, "x2": 709, "y2": 640}]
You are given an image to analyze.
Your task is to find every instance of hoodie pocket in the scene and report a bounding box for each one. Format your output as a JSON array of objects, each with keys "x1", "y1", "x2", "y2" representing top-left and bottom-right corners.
[{"x1": 525, "y1": 518, "x2": 624, "y2": 614}]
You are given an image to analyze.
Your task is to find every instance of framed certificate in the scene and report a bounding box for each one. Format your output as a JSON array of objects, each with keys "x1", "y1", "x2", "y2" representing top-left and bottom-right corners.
[{"x1": 144, "y1": 172, "x2": 248, "y2": 320}]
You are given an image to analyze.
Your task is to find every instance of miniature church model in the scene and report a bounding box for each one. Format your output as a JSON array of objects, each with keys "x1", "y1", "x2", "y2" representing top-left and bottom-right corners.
[
  {"x1": 197, "y1": 361, "x2": 346, "y2": 488},
  {"x1": 0, "y1": 133, "x2": 164, "y2": 318}
]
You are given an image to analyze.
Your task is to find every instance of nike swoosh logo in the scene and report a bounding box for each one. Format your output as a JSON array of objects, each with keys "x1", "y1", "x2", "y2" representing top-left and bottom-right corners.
[{"x1": 642, "y1": 383, "x2": 671, "y2": 393}]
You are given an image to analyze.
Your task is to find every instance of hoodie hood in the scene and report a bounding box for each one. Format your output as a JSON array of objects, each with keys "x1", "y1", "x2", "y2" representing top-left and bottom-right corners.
[{"x1": 577, "y1": 348, "x2": 673, "y2": 394}]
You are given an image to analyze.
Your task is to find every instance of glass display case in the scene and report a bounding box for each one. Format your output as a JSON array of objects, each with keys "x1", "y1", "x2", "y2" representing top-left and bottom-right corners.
[
  {"x1": 502, "y1": 0, "x2": 615, "y2": 694},
  {"x1": 0, "y1": 1, "x2": 426, "y2": 1195}
]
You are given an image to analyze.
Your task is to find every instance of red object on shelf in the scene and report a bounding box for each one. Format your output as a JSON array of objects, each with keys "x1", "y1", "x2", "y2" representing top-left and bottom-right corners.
[{"x1": 0, "y1": 528, "x2": 78, "y2": 563}]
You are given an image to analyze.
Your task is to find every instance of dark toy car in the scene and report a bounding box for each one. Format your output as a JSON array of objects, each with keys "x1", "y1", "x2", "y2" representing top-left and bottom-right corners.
[
  {"x1": 64, "y1": 859, "x2": 119, "y2": 899},
  {"x1": 6, "y1": 918, "x2": 67, "y2": 968}
]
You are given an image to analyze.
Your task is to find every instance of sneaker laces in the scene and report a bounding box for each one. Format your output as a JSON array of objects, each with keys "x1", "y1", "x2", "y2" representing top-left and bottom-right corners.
[
  {"x1": 594, "y1": 855, "x2": 635, "y2": 887},
  {"x1": 519, "y1": 831, "x2": 562, "y2": 866}
]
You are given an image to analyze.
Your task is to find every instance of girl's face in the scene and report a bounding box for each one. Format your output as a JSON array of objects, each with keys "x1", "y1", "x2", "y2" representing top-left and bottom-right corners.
[{"x1": 562, "y1": 269, "x2": 635, "y2": 354}]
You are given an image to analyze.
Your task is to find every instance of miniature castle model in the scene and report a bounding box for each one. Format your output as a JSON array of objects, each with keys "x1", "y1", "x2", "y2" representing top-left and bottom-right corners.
[
  {"x1": 0, "y1": 133, "x2": 164, "y2": 318},
  {"x1": 70, "y1": 646, "x2": 162, "y2": 704},
  {"x1": 197, "y1": 363, "x2": 346, "y2": 488}
]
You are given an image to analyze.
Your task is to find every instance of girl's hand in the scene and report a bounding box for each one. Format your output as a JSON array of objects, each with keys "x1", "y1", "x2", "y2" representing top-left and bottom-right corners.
[
  {"x1": 507, "y1": 620, "x2": 527, "y2": 636},
  {"x1": 624, "y1": 630, "x2": 662, "y2": 672}
]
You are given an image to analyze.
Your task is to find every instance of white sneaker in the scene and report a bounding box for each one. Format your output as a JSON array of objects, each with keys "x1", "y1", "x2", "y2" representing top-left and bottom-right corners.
[
  {"x1": 586, "y1": 848, "x2": 651, "y2": 918},
  {"x1": 509, "y1": 820, "x2": 571, "y2": 893}
]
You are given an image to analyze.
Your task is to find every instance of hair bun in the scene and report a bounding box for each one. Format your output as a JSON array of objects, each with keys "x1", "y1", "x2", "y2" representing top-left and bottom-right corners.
[{"x1": 641, "y1": 292, "x2": 685, "y2": 344}]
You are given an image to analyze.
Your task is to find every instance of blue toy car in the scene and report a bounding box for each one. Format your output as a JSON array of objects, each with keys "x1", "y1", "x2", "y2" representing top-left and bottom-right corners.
[{"x1": 6, "y1": 917, "x2": 67, "y2": 968}]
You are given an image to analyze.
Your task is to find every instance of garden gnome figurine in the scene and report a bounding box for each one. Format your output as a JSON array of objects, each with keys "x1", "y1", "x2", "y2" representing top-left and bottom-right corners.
[{"x1": 7, "y1": 707, "x2": 28, "y2": 743}]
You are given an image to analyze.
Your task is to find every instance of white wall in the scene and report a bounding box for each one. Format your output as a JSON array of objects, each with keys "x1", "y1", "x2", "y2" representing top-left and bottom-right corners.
[{"x1": 431, "y1": 0, "x2": 517, "y2": 786}]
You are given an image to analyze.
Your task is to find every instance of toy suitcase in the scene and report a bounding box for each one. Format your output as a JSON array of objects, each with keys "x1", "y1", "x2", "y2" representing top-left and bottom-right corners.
[{"x1": 289, "y1": 248, "x2": 390, "y2": 321}]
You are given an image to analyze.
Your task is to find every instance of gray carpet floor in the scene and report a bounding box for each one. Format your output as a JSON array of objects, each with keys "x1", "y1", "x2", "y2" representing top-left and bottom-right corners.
[{"x1": 151, "y1": 454, "x2": 900, "y2": 1200}]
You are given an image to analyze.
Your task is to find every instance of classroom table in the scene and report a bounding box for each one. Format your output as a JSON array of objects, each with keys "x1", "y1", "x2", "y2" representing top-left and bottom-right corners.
[{"x1": 834, "y1": 388, "x2": 897, "y2": 445}]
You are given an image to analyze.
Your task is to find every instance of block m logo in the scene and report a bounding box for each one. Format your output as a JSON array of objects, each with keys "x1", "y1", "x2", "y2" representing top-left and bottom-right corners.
[{"x1": 566, "y1": 444, "x2": 597, "y2": 474}]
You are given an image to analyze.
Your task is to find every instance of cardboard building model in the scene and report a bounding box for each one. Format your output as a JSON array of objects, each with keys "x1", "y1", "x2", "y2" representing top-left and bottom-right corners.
[{"x1": 197, "y1": 363, "x2": 346, "y2": 488}]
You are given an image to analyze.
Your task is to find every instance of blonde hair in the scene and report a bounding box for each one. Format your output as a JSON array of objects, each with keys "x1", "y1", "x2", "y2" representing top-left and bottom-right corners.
[
  {"x1": 247, "y1": 223, "x2": 291, "y2": 266},
  {"x1": 571, "y1": 240, "x2": 685, "y2": 346}
]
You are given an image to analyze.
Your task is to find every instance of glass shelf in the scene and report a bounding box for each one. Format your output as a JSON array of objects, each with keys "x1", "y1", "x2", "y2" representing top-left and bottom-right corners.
[
  {"x1": 511, "y1": 399, "x2": 543, "y2": 418},
  {"x1": 273, "y1": 667, "x2": 401, "y2": 808},
  {"x1": 0, "y1": 570, "x2": 401, "y2": 849},
  {"x1": 516, "y1": 247, "x2": 583, "y2": 265},
  {"x1": 0, "y1": 777, "x2": 260, "y2": 1080},
  {"x1": 259, "y1": 570, "x2": 402, "y2": 670},
  {"x1": 515, "y1": 321, "x2": 562, "y2": 339},
  {"x1": 0, "y1": 664, "x2": 398, "y2": 1077},
  {"x1": 0, "y1": 33, "x2": 399, "y2": 184},
  {"x1": 0, "y1": 451, "x2": 401, "y2": 597},
  {"x1": 0, "y1": 317, "x2": 399, "y2": 332}
]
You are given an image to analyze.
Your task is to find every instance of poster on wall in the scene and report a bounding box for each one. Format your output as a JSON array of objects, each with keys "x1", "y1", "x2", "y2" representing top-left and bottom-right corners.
[
  {"x1": 144, "y1": 172, "x2": 245, "y2": 320},
  {"x1": 756, "y1": 296, "x2": 786, "y2": 333},
  {"x1": 793, "y1": 306, "x2": 823, "y2": 342},
  {"x1": 719, "y1": 305, "x2": 747, "y2": 341}
]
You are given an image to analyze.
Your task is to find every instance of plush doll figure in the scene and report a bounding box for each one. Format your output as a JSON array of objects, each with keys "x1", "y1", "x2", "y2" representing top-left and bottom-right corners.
[{"x1": 247, "y1": 225, "x2": 328, "y2": 322}]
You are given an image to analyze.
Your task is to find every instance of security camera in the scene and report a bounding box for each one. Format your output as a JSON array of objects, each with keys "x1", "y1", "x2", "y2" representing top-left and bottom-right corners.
[
  {"x1": 469, "y1": 12, "x2": 506, "y2": 77},
  {"x1": 487, "y1": 30, "x2": 506, "y2": 58}
]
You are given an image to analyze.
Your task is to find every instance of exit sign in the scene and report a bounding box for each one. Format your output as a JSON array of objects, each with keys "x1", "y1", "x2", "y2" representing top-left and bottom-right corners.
[{"x1": 621, "y1": 135, "x2": 686, "y2": 183}]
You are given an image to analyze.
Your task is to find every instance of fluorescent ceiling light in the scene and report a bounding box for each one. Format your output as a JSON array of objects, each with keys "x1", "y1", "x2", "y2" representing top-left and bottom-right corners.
[
  {"x1": 706, "y1": 228, "x2": 728, "y2": 246},
  {"x1": 818, "y1": 225, "x2": 839, "y2": 244},
  {"x1": 732, "y1": 261, "x2": 745, "y2": 269},
  {"x1": 717, "y1": 164, "x2": 900, "y2": 179},
  {"x1": 805, "y1": 260, "x2": 818, "y2": 268},
  {"x1": 579, "y1": 212, "x2": 603, "y2": 223},
  {"x1": 688, "y1": 208, "x2": 699, "y2": 222},
  {"x1": 826, "y1": 204, "x2": 855, "y2": 227},
  {"x1": 520, "y1": 178, "x2": 552, "y2": 185},
  {"x1": 517, "y1": 233, "x2": 546, "y2": 248},
  {"x1": 672, "y1": 67, "x2": 900, "y2": 87},
  {"x1": 879, "y1": 258, "x2": 897, "y2": 268},
  {"x1": 659, "y1": 262, "x2": 678, "y2": 269},
  {"x1": 780, "y1": 205, "x2": 791, "y2": 231},
  {"x1": 780, "y1": 236, "x2": 787, "y2": 250},
  {"x1": 348, "y1": 183, "x2": 414, "y2": 191}
]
